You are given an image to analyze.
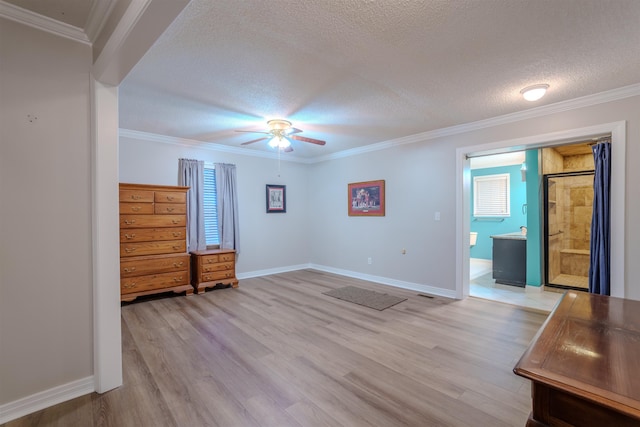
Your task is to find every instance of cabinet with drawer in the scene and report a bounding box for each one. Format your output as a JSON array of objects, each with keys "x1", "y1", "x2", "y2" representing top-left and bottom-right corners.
[
  {"x1": 119, "y1": 183, "x2": 192, "y2": 302},
  {"x1": 190, "y1": 249, "x2": 238, "y2": 294}
]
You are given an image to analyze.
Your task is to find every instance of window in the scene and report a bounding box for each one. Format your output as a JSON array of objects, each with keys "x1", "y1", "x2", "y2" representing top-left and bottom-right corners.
[
  {"x1": 203, "y1": 168, "x2": 220, "y2": 245},
  {"x1": 473, "y1": 173, "x2": 510, "y2": 217}
]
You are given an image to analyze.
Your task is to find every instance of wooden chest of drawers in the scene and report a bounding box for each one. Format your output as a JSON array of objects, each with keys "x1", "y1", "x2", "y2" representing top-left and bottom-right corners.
[
  {"x1": 190, "y1": 249, "x2": 238, "y2": 294},
  {"x1": 119, "y1": 183, "x2": 192, "y2": 302}
]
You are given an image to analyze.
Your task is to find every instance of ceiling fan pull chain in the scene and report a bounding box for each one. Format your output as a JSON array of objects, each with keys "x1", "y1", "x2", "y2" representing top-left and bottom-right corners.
[{"x1": 277, "y1": 146, "x2": 281, "y2": 177}]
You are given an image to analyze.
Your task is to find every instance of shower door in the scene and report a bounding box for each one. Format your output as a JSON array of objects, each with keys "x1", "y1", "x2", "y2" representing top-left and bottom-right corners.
[{"x1": 544, "y1": 172, "x2": 594, "y2": 290}]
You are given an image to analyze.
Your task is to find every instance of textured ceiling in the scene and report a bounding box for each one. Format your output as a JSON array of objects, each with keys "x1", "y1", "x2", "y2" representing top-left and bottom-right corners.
[{"x1": 10, "y1": 0, "x2": 640, "y2": 159}]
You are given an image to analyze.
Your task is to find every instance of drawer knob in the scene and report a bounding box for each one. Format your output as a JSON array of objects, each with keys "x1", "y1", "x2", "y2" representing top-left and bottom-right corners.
[
  {"x1": 172, "y1": 220, "x2": 179, "y2": 224},
  {"x1": 166, "y1": 196, "x2": 175, "y2": 201},
  {"x1": 131, "y1": 206, "x2": 141, "y2": 212},
  {"x1": 173, "y1": 262, "x2": 183, "y2": 267},
  {"x1": 124, "y1": 247, "x2": 136, "y2": 253},
  {"x1": 166, "y1": 207, "x2": 174, "y2": 212},
  {"x1": 131, "y1": 195, "x2": 142, "y2": 200},
  {"x1": 124, "y1": 219, "x2": 136, "y2": 225},
  {"x1": 172, "y1": 245, "x2": 180, "y2": 250},
  {"x1": 172, "y1": 232, "x2": 182, "y2": 237},
  {"x1": 124, "y1": 233, "x2": 136, "y2": 240},
  {"x1": 206, "y1": 259, "x2": 213, "y2": 263},
  {"x1": 173, "y1": 276, "x2": 183, "y2": 282},
  {"x1": 123, "y1": 267, "x2": 136, "y2": 273},
  {"x1": 123, "y1": 282, "x2": 137, "y2": 289}
]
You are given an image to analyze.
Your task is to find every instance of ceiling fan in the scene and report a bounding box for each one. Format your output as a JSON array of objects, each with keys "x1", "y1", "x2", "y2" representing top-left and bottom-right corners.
[{"x1": 236, "y1": 119, "x2": 326, "y2": 152}]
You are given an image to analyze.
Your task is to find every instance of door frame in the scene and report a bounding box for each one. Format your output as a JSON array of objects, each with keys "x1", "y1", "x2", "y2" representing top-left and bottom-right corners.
[{"x1": 456, "y1": 121, "x2": 626, "y2": 299}]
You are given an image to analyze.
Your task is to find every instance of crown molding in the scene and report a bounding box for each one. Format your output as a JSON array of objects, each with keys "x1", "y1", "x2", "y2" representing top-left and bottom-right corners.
[
  {"x1": 84, "y1": 0, "x2": 116, "y2": 42},
  {"x1": 119, "y1": 129, "x2": 314, "y2": 164},
  {"x1": 0, "y1": 0, "x2": 90, "y2": 45},
  {"x1": 122, "y1": 83, "x2": 640, "y2": 165},
  {"x1": 314, "y1": 83, "x2": 640, "y2": 163}
]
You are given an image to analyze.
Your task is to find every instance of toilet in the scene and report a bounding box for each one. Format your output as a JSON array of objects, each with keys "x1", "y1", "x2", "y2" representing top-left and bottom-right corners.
[{"x1": 470, "y1": 232, "x2": 478, "y2": 247}]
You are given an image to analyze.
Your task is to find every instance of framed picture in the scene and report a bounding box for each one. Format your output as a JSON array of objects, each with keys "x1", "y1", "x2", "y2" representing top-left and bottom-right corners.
[
  {"x1": 348, "y1": 180, "x2": 385, "y2": 216},
  {"x1": 266, "y1": 184, "x2": 286, "y2": 213}
]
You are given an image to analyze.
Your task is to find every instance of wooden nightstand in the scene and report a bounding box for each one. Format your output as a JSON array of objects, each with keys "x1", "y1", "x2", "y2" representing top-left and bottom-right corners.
[{"x1": 190, "y1": 249, "x2": 238, "y2": 294}]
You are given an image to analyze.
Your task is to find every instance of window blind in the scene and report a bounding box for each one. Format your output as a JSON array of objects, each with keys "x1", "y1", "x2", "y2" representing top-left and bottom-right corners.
[
  {"x1": 203, "y1": 168, "x2": 220, "y2": 245},
  {"x1": 473, "y1": 173, "x2": 510, "y2": 217}
]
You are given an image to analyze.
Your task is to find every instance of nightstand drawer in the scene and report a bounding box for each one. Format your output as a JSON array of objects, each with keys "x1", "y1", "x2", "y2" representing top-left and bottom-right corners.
[
  {"x1": 202, "y1": 262, "x2": 234, "y2": 273},
  {"x1": 201, "y1": 254, "x2": 220, "y2": 264},
  {"x1": 201, "y1": 270, "x2": 236, "y2": 282}
]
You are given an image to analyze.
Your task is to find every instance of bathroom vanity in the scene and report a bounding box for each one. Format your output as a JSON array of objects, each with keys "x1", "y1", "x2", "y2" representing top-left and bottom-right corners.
[{"x1": 490, "y1": 232, "x2": 526, "y2": 287}]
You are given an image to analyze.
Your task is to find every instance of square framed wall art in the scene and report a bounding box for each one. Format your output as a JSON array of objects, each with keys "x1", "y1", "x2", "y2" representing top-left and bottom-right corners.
[{"x1": 348, "y1": 180, "x2": 385, "y2": 216}]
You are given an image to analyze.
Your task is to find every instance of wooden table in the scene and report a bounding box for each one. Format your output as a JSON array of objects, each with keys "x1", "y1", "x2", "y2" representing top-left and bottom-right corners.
[{"x1": 513, "y1": 291, "x2": 640, "y2": 426}]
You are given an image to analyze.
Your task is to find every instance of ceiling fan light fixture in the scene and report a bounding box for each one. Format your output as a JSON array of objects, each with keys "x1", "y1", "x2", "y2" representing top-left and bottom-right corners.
[
  {"x1": 520, "y1": 84, "x2": 549, "y2": 101},
  {"x1": 267, "y1": 119, "x2": 292, "y2": 131},
  {"x1": 268, "y1": 135, "x2": 290, "y2": 149}
]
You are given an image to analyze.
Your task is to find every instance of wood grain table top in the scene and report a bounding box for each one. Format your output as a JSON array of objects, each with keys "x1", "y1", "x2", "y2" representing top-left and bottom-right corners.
[{"x1": 514, "y1": 291, "x2": 640, "y2": 419}]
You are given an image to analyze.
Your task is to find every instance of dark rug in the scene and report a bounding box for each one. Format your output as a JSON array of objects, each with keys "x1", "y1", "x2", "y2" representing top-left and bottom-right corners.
[{"x1": 323, "y1": 286, "x2": 407, "y2": 311}]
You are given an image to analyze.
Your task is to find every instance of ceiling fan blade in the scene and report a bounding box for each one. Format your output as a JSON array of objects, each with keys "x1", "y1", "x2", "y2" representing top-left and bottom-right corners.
[
  {"x1": 283, "y1": 146, "x2": 294, "y2": 152},
  {"x1": 291, "y1": 135, "x2": 326, "y2": 145},
  {"x1": 241, "y1": 137, "x2": 269, "y2": 145},
  {"x1": 235, "y1": 130, "x2": 271, "y2": 134},
  {"x1": 286, "y1": 127, "x2": 303, "y2": 135}
]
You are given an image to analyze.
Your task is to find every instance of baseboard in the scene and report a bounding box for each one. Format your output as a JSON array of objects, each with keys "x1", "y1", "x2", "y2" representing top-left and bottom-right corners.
[
  {"x1": 309, "y1": 264, "x2": 458, "y2": 299},
  {"x1": 526, "y1": 284, "x2": 545, "y2": 293},
  {"x1": 237, "y1": 263, "x2": 457, "y2": 299},
  {"x1": 236, "y1": 263, "x2": 312, "y2": 279},
  {"x1": 0, "y1": 376, "x2": 94, "y2": 424}
]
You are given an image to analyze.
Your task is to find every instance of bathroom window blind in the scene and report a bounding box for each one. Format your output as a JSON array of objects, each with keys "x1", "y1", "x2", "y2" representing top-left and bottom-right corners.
[
  {"x1": 203, "y1": 167, "x2": 220, "y2": 245},
  {"x1": 473, "y1": 173, "x2": 510, "y2": 217}
]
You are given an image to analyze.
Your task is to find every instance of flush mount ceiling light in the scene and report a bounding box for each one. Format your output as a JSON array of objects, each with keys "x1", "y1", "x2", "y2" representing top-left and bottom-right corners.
[{"x1": 520, "y1": 84, "x2": 549, "y2": 101}]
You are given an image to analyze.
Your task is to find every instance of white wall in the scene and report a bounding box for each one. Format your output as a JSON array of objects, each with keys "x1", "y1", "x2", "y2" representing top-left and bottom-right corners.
[
  {"x1": 310, "y1": 95, "x2": 640, "y2": 300},
  {"x1": 309, "y1": 139, "x2": 458, "y2": 292},
  {"x1": 120, "y1": 94, "x2": 640, "y2": 301},
  {"x1": 119, "y1": 137, "x2": 311, "y2": 274},
  {"x1": 0, "y1": 19, "x2": 94, "y2": 403}
]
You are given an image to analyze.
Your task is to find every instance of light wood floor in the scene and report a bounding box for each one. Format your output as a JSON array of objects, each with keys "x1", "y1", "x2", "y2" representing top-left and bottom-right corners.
[{"x1": 5, "y1": 270, "x2": 547, "y2": 427}]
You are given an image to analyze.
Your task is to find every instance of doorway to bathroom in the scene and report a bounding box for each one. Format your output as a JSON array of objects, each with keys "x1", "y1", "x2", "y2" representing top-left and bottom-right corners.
[
  {"x1": 457, "y1": 121, "x2": 626, "y2": 305},
  {"x1": 468, "y1": 144, "x2": 595, "y2": 305}
]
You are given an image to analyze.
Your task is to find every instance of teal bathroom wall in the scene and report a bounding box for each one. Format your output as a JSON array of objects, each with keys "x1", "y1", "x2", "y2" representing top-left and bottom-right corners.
[
  {"x1": 470, "y1": 164, "x2": 527, "y2": 260},
  {"x1": 525, "y1": 149, "x2": 542, "y2": 286}
]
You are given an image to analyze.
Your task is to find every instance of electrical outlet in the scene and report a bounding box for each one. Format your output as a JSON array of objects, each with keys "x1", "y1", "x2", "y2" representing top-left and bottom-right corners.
[
  {"x1": 435, "y1": 211, "x2": 441, "y2": 221},
  {"x1": 367, "y1": 257, "x2": 372, "y2": 265},
  {"x1": 401, "y1": 248, "x2": 406, "y2": 255}
]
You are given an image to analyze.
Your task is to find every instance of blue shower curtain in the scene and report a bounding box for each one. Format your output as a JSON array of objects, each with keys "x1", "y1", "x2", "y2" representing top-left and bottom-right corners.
[{"x1": 588, "y1": 141, "x2": 611, "y2": 295}]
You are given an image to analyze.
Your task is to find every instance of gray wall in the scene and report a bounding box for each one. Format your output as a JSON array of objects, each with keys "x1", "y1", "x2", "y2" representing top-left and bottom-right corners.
[
  {"x1": 121, "y1": 95, "x2": 640, "y2": 301},
  {"x1": 2, "y1": 9, "x2": 639, "y2": 412},
  {"x1": 0, "y1": 19, "x2": 94, "y2": 403},
  {"x1": 119, "y1": 137, "x2": 311, "y2": 274},
  {"x1": 310, "y1": 96, "x2": 640, "y2": 300}
]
